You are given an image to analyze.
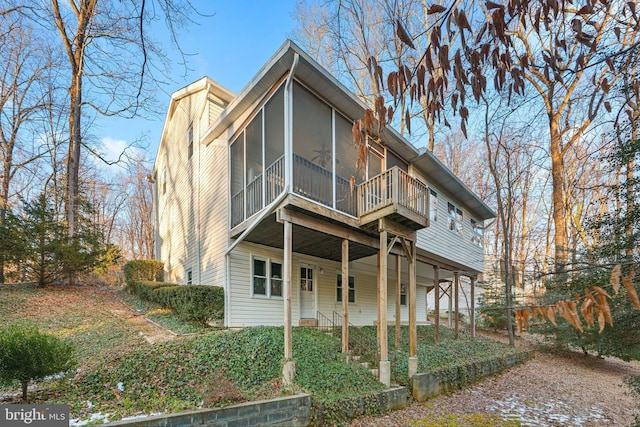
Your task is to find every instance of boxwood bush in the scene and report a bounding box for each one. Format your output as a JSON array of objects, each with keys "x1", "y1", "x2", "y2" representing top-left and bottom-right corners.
[
  {"x1": 123, "y1": 260, "x2": 164, "y2": 288},
  {"x1": 134, "y1": 281, "x2": 224, "y2": 324}
]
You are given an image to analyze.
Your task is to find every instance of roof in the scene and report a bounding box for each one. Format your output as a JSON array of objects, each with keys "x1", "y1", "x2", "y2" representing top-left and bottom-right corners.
[
  {"x1": 202, "y1": 40, "x2": 495, "y2": 220},
  {"x1": 154, "y1": 76, "x2": 234, "y2": 174}
]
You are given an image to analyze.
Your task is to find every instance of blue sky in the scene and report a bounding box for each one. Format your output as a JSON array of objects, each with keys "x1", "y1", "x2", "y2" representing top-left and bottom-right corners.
[{"x1": 98, "y1": 0, "x2": 298, "y2": 170}]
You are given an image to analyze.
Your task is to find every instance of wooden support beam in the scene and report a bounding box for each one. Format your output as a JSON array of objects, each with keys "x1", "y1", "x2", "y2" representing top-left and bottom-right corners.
[
  {"x1": 470, "y1": 276, "x2": 476, "y2": 338},
  {"x1": 379, "y1": 228, "x2": 388, "y2": 362},
  {"x1": 454, "y1": 272, "x2": 460, "y2": 340},
  {"x1": 448, "y1": 282, "x2": 453, "y2": 328},
  {"x1": 434, "y1": 266, "x2": 440, "y2": 343},
  {"x1": 342, "y1": 239, "x2": 349, "y2": 353},
  {"x1": 378, "y1": 217, "x2": 416, "y2": 241},
  {"x1": 408, "y1": 240, "x2": 417, "y2": 357},
  {"x1": 387, "y1": 235, "x2": 399, "y2": 256},
  {"x1": 276, "y1": 208, "x2": 405, "y2": 257},
  {"x1": 283, "y1": 220, "x2": 293, "y2": 361},
  {"x1": 395, "y1": 255, "x2": 401, "y2": 350}
]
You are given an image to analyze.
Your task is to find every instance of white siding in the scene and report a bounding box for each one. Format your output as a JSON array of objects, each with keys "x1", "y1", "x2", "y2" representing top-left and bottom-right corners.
[
  {"x1": 412, "y1": 170, "x2": 485, "y2": 273},
  {"x1": 227, "y1": 243, "x2": 427, "y2": 327}
]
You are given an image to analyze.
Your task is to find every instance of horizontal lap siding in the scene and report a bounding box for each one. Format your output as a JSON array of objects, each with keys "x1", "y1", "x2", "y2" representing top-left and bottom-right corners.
[
  {"x1": 228, "y1": 245, "x2": 426, "y2": 327},
  {"x1": 413, "y1": 172, "x2": 485, "y2": 273}
]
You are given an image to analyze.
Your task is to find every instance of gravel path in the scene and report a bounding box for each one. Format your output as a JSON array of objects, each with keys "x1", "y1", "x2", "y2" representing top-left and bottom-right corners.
[{"x1": 352, "y1": 335, "x2": 639, "y2": 426}]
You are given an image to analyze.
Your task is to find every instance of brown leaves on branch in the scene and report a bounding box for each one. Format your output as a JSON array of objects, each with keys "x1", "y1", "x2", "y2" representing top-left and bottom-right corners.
[{"x1": 514, "y1": 265, "x2": 638, "y2": 335}]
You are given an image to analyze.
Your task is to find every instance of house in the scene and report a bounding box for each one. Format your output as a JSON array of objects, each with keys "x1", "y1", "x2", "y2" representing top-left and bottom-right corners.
[{"x1": 152, "y1": 40, "x2": 495, "y2": 387}]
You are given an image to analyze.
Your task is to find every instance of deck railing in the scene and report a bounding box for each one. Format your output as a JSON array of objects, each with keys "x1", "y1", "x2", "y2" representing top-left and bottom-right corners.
[{"x1": 357, "y1": 166, "x2": 429, "y2": 219}]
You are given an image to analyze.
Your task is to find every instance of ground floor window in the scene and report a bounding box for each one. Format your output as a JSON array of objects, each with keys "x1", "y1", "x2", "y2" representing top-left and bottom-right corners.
[
  {"x1": 400, "y1": 283, "x2": 407, "y2": 306},
  {"x1": 336, "y1": 274, "x2": 355, "y2": 303},
  {"x1": 252, "y1": 256, "x2": 283, "y2": 298}
]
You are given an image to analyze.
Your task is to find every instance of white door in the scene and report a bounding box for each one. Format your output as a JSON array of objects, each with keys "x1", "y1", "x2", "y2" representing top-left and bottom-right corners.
[{"x1": 299, "y1": 265, "x2": 316, "y2": 318}]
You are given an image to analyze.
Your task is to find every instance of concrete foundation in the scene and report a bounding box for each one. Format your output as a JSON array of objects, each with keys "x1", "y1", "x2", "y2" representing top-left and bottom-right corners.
[
  {"x1": 408, "y1": 356, "x2": 418, "y2": 378},
  {"x1": 379, "y1": 360, "x2": 391, "y2": 387},
  {"x1": 283, "y1": 360, "x2": 296, "y2": 387}
]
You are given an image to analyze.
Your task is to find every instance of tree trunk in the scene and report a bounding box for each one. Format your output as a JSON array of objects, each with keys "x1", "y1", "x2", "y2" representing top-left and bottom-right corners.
[
  {"x1": 21, "y1": 380, "x2": 28, "y2": 402},
  {"x1": 549, "y1": 119, "x2": 568, "y2": 275}
]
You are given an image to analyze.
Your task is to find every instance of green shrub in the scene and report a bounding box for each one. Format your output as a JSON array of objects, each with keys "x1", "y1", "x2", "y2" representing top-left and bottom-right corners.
[
  {"x1": 133, "y1": 281, "x2": 224, "y2": 324},
  {"x1": 134, "y1": 281, "x2": 175, "y2": 301},
  {"x1": 0, "y1": 324, "x2": 77, "y2": 402},
  {"x1": 123, "y1": 260, "x2": 164, "y2": 288}
]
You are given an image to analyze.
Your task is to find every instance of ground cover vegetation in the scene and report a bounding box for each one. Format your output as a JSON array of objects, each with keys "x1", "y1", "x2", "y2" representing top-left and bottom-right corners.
[{"x1": 0, "y1": 284, "x2": 526, "y2": 425}]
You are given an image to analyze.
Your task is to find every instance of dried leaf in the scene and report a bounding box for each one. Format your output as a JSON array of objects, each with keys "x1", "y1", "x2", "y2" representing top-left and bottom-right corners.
[
  {"x1": 597, "y1": 308, "x2": 606, "y2": 333},
  {"x1": 622, "y1": 269, "x2": 640, "y2": 309},
  {"x1": 485, "y1": 1, "x2": 503, "y2": 10},
  {"x1": 427, "y1": 4, "x2": 447, "y2": 14},
  {"x1": 595, "y1": 294, "x2": 613, "y2": 327},
  {"x1": 566, "y1": 301, "x2": 583, "y2": 332},
  {"x1": 396, "y1": 20, "x2": 415, "y2": 49},
  {"x1": 610, "y1": 264, "x2": 621, "y2": 295},
  {"x1": 581, "y1": 298, "x2": 594, "y2": 328},
  {"x1": 547, "y1": 305, "x2": 557, "y2": 326},
  {"x1": 592, "y1": 286, "x2": 611, "y2": 299}
]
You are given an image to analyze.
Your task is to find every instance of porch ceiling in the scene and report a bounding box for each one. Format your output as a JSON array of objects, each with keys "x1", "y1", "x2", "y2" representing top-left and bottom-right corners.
[{"x1": 242, "y1": 213, "x2": 378, "y2": 262}]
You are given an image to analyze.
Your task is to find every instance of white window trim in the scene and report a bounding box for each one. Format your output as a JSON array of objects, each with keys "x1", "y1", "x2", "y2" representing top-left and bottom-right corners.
[
  {"x1": 429, "y1": 189, "x2": 438, "y2": 222},
  {"x1": 251, "y1": 255, "x2": 283, "y2": 299},
  {"x1": 448, "y1": 202, "x2": 463, "y2": 236},
  {"x1": 400, "y1": 283, "x2": 407, "y2": 306},
  {"x1": 336, "y1": 272, "x2": 356, "y2": 304},
  {"x1": 471, "y1": 219, "x2": 484, "y2": 247},
  {"x1": 186, "y1": 268, "x2": 193, "y2": 285}
]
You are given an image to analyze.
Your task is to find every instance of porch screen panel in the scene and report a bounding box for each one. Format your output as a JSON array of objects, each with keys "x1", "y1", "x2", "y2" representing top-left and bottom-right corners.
[
  {"x1": 230, "y1": 136, "x2": 244, "y2": 227},
  {"x1": 335, "y1": 113, "x2": 359, "y2": 216},
  {"x1": 246, "y1": 112, "x2": 263, "y2": 217},
  {"x1": 264, "y1": 86, "x2": 285, "y2": 204},
  {"x1": 293, "y1": 83, "x2": 332, "y2": 207}
]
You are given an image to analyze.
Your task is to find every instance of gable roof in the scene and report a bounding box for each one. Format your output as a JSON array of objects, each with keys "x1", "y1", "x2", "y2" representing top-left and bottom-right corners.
[
  {"x1": 202, "y1": 40, "x2": 495, "y2": 220},
  {"x1": 154, "y1": 76, "x2": 234, "y2": 174}
]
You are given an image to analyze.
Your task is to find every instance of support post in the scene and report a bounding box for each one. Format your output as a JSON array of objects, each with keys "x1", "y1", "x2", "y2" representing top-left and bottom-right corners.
[
  {"x1": 448, "y1": 282, "x2": 453, "y2": 328},
  {"x1": 408, "y1": 240, "x2": 418, "y2": 378},
  {"x1": 434, "y1": 266, "x2": 440, "y2": 343},
  {"x1": 378, "y1": 226, "x2": 390, "y2": 387},
  {"x1": 395, "y1": 255, "x2": 401, "y2": 350},
  {"x1": 471, "y1": 276, "x2": 476, "y2": 338},
  {"x1": 282, "y1": 220, "x2": 295, "y2": 386},
  {"x1": 342, "y1": 239, "x2": 349, "y2": 354},
  {"x1": 454, "y1": 272, "x2": 459, "y2": 339}
]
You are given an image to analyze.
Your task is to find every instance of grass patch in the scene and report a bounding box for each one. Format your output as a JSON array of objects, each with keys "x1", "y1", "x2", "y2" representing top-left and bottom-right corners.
[
  {"x1": 408, "y1": 412, "x2": 522, "y2": 426},
  {"x1": 117, "y1": 288, "x2": 209, "y2": 335}
]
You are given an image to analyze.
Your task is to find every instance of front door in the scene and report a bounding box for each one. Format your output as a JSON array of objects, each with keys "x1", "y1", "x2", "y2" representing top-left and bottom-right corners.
[{"x1": 299, "y1": 264, "x2": 316, "y2": 318}]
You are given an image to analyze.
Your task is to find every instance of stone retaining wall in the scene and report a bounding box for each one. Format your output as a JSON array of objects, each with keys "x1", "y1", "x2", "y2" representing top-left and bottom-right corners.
[
  {"x1": 103, "y1": 394, "x2": 311, "y2": 427},
  {"x1": 413, "y1": 351, "x2": 533, "y2": 402}
]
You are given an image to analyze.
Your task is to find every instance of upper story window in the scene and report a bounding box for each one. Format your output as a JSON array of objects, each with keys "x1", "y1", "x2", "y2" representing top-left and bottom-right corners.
[
  {"x1": 336, "y1": 274, "x2": 355, "y2": 303},
  {"x1": 252, "y1": 256, "x2": 283, "y2": 298},
  {"x1": 448, "y1": 202, "x2": 463, "y2": 235},
  {"x1": 429, "y1": 189, "x2": 438, "y2": 222},
  {"x1": 187, "y1": 124, "x2": 194, "y2": 159},
  {"x1": 471, "y1": 219, "x2": 484, "y2": 247}
]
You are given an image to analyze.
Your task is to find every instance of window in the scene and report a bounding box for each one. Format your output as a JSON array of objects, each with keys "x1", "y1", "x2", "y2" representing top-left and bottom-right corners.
[
  {"x1": 400, "y1": 283, "x2": 407, "y2": 306},
  {"x1": 252, "y1": 257, "x2": 283, "y2": 298},
  {"x1": 270, "y1": 261, "x2": 282, "y2": 297},
  {"x1": 336, "y1": 274, "x2": 355, "y2": 303},
  {"x1": 187, "y1": 124, "x2": 194, "y2": 159},
  {"x1": 252, "y1": 258, "x2": 267, "y2": 296},
  {"x1": 429, "y1": 189, "x2": 438, "y2": 222},
  {"x1": 448, "y1": 202, "x2": 463, "y2": 234},
  {"x1": 186, "y1": 269, "x2": 193, "y2": 285},
  {"x1": 471, "y1": 219, "x2": 484, "y2": 247},
  {"x1": 300, "y1": 266, "x2": 314, "y2": 291}
]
